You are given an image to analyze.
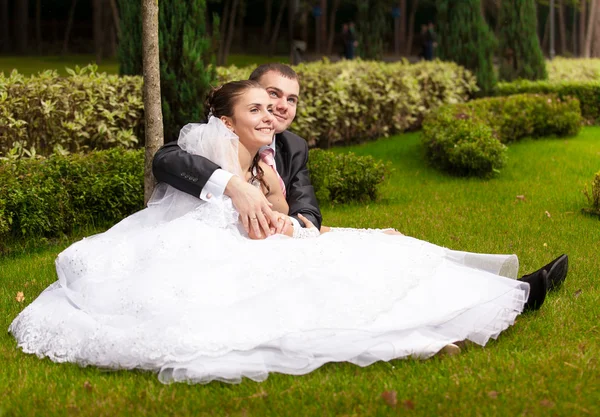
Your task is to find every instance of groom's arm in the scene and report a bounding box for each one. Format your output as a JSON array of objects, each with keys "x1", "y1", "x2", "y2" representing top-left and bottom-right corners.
[
  {"x1": 152, "y1": 140, "x2": 230, "y2": 199},
  {"x1": 153, "y1": 140, "x2": 279, "y2": 236}
]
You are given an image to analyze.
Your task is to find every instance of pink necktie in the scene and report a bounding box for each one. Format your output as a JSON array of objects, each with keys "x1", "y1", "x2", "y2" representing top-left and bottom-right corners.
[{"x1": 260, "y1": 148, "x2": 286, "y2": 197}]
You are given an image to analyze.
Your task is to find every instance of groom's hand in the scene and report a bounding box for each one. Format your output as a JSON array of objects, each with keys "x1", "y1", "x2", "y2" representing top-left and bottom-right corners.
[{"x1": 225, "y1": 176, "x2": 278, "y2": 238}]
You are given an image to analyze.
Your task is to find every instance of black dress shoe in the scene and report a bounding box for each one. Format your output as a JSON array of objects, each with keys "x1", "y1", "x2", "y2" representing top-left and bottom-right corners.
[
  {"x1": 522, "y1": 269, "x2": 549, "y2": 312},
  {"x1": 543, "y1": 254, "x2": 568, "y2": 291},
  {"x1": 519, "y1": 254, "x2": 568, "y2": 292}
]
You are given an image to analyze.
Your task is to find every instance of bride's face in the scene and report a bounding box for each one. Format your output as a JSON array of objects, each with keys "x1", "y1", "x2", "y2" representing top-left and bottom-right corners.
[{"x1": 222, "y1": 88, "x2": 275, "y2": 151}]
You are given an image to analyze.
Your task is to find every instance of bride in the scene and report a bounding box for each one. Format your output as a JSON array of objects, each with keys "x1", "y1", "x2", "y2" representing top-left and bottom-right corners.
[{"x1": 10, "y1": 80, "x2": 546, "y2": 384}]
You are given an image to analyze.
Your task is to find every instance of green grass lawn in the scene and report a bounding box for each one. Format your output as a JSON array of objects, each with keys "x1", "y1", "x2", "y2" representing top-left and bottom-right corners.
[
  {"x1": 0, "y1": 54, "x2": 289, "y2": 76},
  {"x1": 1, "y1": 128, "x2": 599, "y2": 416}
]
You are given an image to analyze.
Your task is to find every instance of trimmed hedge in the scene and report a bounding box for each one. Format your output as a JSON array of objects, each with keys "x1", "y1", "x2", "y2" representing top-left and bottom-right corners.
[
  {"x1": 218, "y1": 59, "x2": 479, "y2": 147},
  {"x1": 0, "y1": 66, "x2": 144, "y2": 159},
  {"x1": 0, "y1": 149, "x2": 144, "y2": 244},
  {"x1": 0, "y1": 148, "x2": 389, "y2": 245},
  {"x1": 1, "y1": 60, "x2": 477, "y2": 159},
  {"x1": 583, "y1": 171, "x2": 600, "y2": 217},
  {"x1": 307, "y1": 149, "x2": 391, "y2": 204},
  {"x1": 497, "y1": 80, "x2": 600, "y2": 124},
  {"x1": 422, "y1": 93, "x2": 582, "y2": 177},
  {"x1": 546, "y1": 57, "x2": 600, "y2": 82}
]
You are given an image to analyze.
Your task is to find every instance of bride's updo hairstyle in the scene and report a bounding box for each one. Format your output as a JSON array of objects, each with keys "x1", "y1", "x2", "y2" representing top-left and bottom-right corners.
[
  {"x1": 204, "y1": 80, "x2": 270, "y2": 193},
  {"x1": 204, "y1": 80, "x2": 263, "y2": 120}
]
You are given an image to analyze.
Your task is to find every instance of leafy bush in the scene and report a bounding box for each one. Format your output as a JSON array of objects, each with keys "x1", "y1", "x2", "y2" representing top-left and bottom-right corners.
[
  {"x1": 308, "y1": 149, "x2": 390, "y2": 204},
  {"x1": 497, "y1": 80, "x2": 600, "y2": 124},
  {"x1": 457, "y1": 93, "x2": 581, "y2": 142},
  {"x1": 0, "y1": 147, "x2": 387, "y2": 248},
  {"x1": 422, "y1": 106, "x2": 507, "y2": 177},
  {"x1": 546, "y1": 58, "x2": 600, "y2": 82},
  {"x1": 422, "y1": 93, "x2": 582, "y2": 177},
  {"x1": 583, "y1": 171, "x2": 600, "y2": 216},
  {"x1": 0, "y1": 66, "x2": 144, "y2": 159},
  {"x1": 0, "y1": 149, "x2": 144, "y2": 245},
  {"x1": 218, "y1": 59, "x2": 479, "y2": 147}
]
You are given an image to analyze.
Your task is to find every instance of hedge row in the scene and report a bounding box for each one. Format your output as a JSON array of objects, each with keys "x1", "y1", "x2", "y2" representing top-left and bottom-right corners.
[
  {"x1": 0, "y1": 60, "x2": 477, "y2": 159},
  {"x1": 546, "y1": 57, "x2": 600, "y2": 82},
  {"x1": 0, "y1": 148, "x2": 388, "y2": 245},
  {"x1": 421, "y1": 93, "x2": 582, "y2": 177},
  {"x1": 0, "y1": 66, "x2": 144, "y2": 159},
  {"x1": 583, "y1": 171, "x2": 600, "y2": 216},
  {"x1": 218, "y1": 59, "x2": 479, "y2": 148},
  {"x1": 496, "y1": 79, "x2": 600, "y2": 124}
]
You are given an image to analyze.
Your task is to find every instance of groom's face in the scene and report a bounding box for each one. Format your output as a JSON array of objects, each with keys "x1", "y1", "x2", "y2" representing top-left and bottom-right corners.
[{"x1": 257, "y1": 71, "x2": 300, "y2": 133}]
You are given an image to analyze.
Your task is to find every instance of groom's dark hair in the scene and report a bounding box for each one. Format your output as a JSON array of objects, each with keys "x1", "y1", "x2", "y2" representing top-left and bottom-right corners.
[{"x1": 249, "y1": 63, "x2": 298, "y2": 82}]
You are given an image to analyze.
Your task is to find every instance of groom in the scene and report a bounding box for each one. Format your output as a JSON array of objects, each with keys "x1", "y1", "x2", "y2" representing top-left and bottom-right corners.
[
  {"x1": 153, "y1": 63, "x2": 319, "y2": 238},
  {"x1": 152, "y1": 63, "x2": 568, "y2": 308}
]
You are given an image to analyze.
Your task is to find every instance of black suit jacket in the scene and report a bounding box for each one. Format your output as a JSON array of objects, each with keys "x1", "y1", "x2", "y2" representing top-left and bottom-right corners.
[{"x1": 152, "y1": 130, "x2": 322, "y2": 229}]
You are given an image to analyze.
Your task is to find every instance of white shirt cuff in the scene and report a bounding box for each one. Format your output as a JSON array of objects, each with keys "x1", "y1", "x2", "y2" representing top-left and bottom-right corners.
[
  {"x1": 290, "y1": 216, "x2": 301, "y2": 230},
  {"x1": 200, "y1": 169, "x2": 234, "y2": 201}
]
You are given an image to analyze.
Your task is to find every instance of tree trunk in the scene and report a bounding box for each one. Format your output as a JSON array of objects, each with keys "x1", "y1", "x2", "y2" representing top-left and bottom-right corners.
[
  {"x1": 326, "y1": 0, "x2": 340, "y2": 55},
  {"x1": 542, "y1": 10, "x2": 550, "y2": 52},
  {"x1": 35, "y1": 0, "x2": 41, "y2": 53},
  {"x1": 235, "y1": 0, "x2": 246, "y2": 52},
  {"x1": 261, "y1": 0, "x2": 273, "y2": 47},
  {"x1": 142, "y1": 0, "x2": 164, "y2": 205},
  {"x1": 558, "y1": 0, "x2": 567, "y2": 54},
  {"x1": 93, "y1": 0, "x2": 104, "y2": 63},
  {"x1": 593, "y1": 0, "x2": 600, "y2": 56},
  {"x1": 579, "y1": 0, "x2": 586, "y2": 56},
  {"x1": 0, "y1": 0, "x2": 9, "y2": 53},
  {"x1": 222, "y1": 0, "x2": 240, "y2": 64},
  {"x1": 584, "y1": 0, "x2": 598, "y2": 57},
  {"x1": 398, "y1": 0, "x2": 407, "y2": 55},
  {"x1": 269, "y1": 0, "x2": 286, "y2": 55},
  {"x1": 62, "y1": 0, "x2": 78, "y2": 54},
  {"x1": 14, "y1": 0, "x2": 28, "y2": 53},
  {"x1": 406, "y1": 0, "x2": 419, "y2": 55},
  {"x1": 320, "y1": 0, "x2": 327, "y2": 54},
  {"x1": 218, "y1": 0, "x2": 231, "y2": 65},
  {"x1": 109, "y1": 0, "x2": 121, "y2": 39}
]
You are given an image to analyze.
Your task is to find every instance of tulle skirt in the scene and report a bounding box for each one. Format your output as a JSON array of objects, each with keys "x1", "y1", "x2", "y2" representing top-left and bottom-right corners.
[{"x1": 9, "y1": 187, "x2": 528, "y2": 384}]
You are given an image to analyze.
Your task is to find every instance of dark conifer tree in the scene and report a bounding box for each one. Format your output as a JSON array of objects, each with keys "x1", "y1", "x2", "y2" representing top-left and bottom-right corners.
[
  {"x1": 118, "y1": 0, "x2": 217, "y2": 139},
  {"x1": 498, "y1": 0, "x2": 547, "y2": 81},
  {"x1": 118, "y1": 0, "x2": 142, "y2": 76},
  {"x1": 437, "y1": 0, "x2": 498, "y2": 95},
  {"x1": 159, "y1": 0, "x2": 217, "y2": 140}
]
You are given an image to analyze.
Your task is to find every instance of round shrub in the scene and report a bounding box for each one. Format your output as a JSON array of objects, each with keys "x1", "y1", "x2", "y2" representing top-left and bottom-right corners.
[
  {"x1": 308, "y1": 148, "x2": 390, "y2": 204},
  {"x1": 422, "y1": 106, "x2": 507, "y2": 177}
]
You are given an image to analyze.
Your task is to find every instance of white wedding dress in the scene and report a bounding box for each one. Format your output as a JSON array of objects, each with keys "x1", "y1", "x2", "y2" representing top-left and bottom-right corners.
[{"x1": 9, "y1": 118, "x2": 529, "y2": 384}]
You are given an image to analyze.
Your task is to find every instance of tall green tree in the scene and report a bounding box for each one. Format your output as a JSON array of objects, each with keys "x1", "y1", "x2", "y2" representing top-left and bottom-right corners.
[
  {"x1": 159, "y1": 0, "x2": 217, "y2": 140},
  {"x1": 118, "y1": 0, "x2": 217, "y2": 140},
  {"x1": 498, "y1": 0, "x2": 547, "y2": 81},
  {"x1": 118, "y1": 0, "x2": 142, "y2": 75},
  {"x1": 437, "y1": 0, "x2": 498, "y2": 95},
  {"x1": 356, "y1": 0, "x2": 392, "y2": 60}
]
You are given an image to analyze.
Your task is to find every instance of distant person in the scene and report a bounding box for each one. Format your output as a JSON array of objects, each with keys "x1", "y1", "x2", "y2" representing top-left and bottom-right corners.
[
  {"x1": 425, "y1": 22, "x2": 437, "y2": 61},
  {"x1": 419, "y1": 24, "x2": 428, "y2": 60},
  {"x1": 340, "y1": 23, "x2": 350, "y2": 58},
  {"x1": 347, "y1": 22, "x2": 359, "y2": 59}
]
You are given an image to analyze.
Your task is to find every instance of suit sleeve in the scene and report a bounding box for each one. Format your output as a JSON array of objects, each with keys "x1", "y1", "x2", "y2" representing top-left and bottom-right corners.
[
  {"x1": 152, "y1": 140, "x2": 221, "y2": 198},
  {"x1": 286, "y1": 139, "x2": 323, "y2": 230}
]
